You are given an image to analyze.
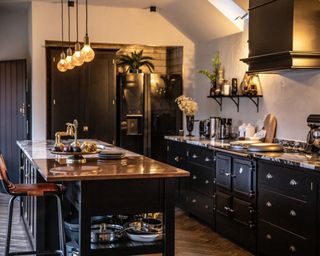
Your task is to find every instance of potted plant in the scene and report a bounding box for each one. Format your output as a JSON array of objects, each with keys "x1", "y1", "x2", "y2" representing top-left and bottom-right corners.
[
  {"x1": 117, "y1": 49, "x2": 155, "y2": 73},
  {"x1": 198, "y1": 52, "x2": 221, "y2": 96}
]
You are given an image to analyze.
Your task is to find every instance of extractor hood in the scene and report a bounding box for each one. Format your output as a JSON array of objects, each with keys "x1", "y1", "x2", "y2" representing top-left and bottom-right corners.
[{"x1": 241, "y1": 0, "x2": 320, "y2": 73}]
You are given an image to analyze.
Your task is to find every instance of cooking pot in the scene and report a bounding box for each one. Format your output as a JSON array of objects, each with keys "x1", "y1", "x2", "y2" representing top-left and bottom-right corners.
[
  {"x1": 91, "y1": 223, "x2": 125, "y2": 243},
  {"x1": 141, "y1": 218, "x2": 162, "y2": 232}
]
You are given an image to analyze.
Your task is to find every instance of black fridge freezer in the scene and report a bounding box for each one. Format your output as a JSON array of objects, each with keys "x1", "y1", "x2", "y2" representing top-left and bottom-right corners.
[{"x1": 116, "y1": 73, "x2": 182, "y2": 162}]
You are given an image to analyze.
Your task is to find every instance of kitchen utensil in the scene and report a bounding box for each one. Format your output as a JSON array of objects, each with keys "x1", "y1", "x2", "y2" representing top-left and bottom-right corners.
[
  {"x1": 229, "y1": 140, "x2": 260, "y2": 150},
  {"x1": 247, "y1": 143, "x2": 283, "y2": 152},
  {"x1": 199, "y1": 119, "x2": 210, "y2": 138},
  {"x1": 91, "y1": 224, "x2": 126, "y2": 243},
  {"x1": 141, "y1": 218, "x2": 162, "y2": 232},
  {"x1": 125, "y1": 221, "x2": 163, "y2": 242},
  {"x1": 263, "y1": 114, "x2": 277, "y2": 143},
  {"x1": 220, "y1": 118, "x2": 227, "y2": 139},
  {"x1": 305, "y1": 114, "x2": 320, "y2": 153},
  {"x1": 210, "y1": 117, "x2": 221, "y2": 139}
]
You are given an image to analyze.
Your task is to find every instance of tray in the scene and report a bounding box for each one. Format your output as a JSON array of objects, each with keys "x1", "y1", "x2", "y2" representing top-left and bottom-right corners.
[{"x1": 50, "y1": 150, "x2": 101, "y2": 164}]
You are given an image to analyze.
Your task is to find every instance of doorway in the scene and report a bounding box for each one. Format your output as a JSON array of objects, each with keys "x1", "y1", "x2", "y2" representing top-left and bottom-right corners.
[{"x1": 46, "y1": 47, "x2": 117, "y2": 144}]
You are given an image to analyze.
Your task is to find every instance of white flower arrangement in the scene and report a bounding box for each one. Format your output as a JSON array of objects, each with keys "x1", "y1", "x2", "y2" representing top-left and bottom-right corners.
[{"x1": 175, "y1": 95, "x2": 198, "y2": 116}]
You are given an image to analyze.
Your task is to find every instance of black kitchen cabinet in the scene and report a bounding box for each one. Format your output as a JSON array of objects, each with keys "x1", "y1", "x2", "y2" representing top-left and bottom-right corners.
[
  {"x1": 166, "y1": 141, "x2": 215, "y2": 226},
  {"x1": 257, "y1": 160, "x2": 317, "y2": 256},
  {"x1": 215, "y1": 152, "x2": 256, "y2": 253}
]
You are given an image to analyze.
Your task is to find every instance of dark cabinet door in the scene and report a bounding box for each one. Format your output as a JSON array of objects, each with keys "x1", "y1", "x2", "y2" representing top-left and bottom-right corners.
[
  {"x1": 216, "y1": 191, "x2": 232, "y2": 217},
  {"x1": 233, "y1": 198, "x2": 255, "y2": 228},
  {"x1": 47, "y1": 48, "x2": 117, "y2": 143},
  {"x1": 0, "y1": 60, "x2": 28, "y2": 183},
  {"x1": 216, "y1": 153, "x2": 232, "y2": 190},
  {"x1": 259, "y1": 188, "x2": 313, "y2": 238},
  {"x1": 233, "y1": 158, "x2": 254, "y2": 198},
  {"x1": 258, "y1": 221, "x2": 314, "y2": 256}
]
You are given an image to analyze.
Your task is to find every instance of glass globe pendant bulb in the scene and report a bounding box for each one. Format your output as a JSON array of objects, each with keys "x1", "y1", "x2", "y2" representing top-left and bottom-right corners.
[
  {"x1": 81, "y1": 35, "x2": 95, "y2": 62},
  {"x1": 72, "y1": 42, "x2": 84, "y2": 66},
  {"x1": 65, "y1": 48, "x2": 75, "y2": 70},
  {"x1": 57, "y1": 52, "x2": 67, "y2": 72}
]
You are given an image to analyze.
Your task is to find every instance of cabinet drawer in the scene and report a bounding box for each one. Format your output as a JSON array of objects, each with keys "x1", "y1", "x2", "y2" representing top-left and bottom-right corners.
[
  {"x1": 259, "y1": 162, "x2": 313, "y2": 200},
  {"x1": 216, "y1": 191, "x2": 232, "y2": 217},
  {"x1": 258, "y1": 221, "x2": 314, "y2": 256},
  {"x1": 187, "y1": 145, "x2": 215, "y2": 168},
  {"x1": 233, "y1": 158, "x2": 255, "y2": 198},
  {"x1": 233, "y1": 198, "x2": 255, "y2": 228},
  {"x1": 185, "y1": 190, "x2": 214, "y2": 224},
  {"x1": 167, "y1": 141, "x2": 186, "y2": 168},
  {"x1": 216, "y1": 153, "x2": 232, "y2": 190},
  {"x1": 259, "y1": 189, "x2": 313, "y2": 238},
  {"x1": 188, "y1": 164, "x2": 214, "y2": 196}
]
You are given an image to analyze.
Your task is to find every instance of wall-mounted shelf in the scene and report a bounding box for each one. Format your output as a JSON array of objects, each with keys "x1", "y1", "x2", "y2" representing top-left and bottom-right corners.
[{"x1": 207, "y1": 95, "x2": 263, "y2": 112}]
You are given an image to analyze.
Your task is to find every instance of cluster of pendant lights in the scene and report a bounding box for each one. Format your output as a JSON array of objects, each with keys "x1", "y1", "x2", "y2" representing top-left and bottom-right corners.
[{"x1": 57, "y1": 0, "x2": 95, "y2": 72}]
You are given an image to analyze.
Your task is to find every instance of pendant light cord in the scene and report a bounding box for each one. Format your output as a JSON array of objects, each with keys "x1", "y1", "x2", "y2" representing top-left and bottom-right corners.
[
  {"x1": 68, "y1": 0, "x2": 71, "y2": 47},
  {"x1": 76, "y1": 0, "x2": 79, "y2": 42},
  {"x1": 86, "y1": 0, "x2": 88, "y2": 36},
  {"x1": 61, "y1": 0, "x2": 64, "y2": 50}
]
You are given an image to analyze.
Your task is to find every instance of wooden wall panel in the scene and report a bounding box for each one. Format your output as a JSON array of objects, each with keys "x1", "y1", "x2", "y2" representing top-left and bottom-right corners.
[{"x1": 0, "y1": 60, "x2": 27, "y2": 183}]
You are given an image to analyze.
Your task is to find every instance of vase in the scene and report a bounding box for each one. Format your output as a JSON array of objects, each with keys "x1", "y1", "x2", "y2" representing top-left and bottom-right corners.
[{"x1": 186, "y1": 115, "x2": 195, "y2": 137}]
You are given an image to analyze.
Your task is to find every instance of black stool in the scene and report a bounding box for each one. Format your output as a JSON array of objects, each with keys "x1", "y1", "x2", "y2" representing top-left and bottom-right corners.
[{"x1": 0, "y1": 153, "x2": 66, "y2": 256}]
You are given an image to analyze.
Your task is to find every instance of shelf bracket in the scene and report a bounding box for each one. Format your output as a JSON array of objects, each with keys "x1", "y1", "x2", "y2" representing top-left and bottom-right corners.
[
  {"x1": 230, "y1": 96, "x2": 240, "y2": 112},
  {"x1": 247, "y1": 97, "x2": 260, "y2": 112},
  {"x1": 212, "y1": 97, "x2": 222, "y2": 111}
]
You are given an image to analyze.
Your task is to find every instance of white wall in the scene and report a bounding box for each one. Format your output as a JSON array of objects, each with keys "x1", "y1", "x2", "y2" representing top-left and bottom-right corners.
[
  {"x1": 30, "y1": 1, "x2": 195, "y2": 139},
  {"x1": 0, "y1": 5, "x2": 28, "y2": 61},
  {"x1": 194, "y1": 22, "x2": 320, "y2": 141}
]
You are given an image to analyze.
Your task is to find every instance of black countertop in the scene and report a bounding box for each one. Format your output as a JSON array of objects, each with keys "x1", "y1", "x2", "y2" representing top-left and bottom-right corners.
[{"x1": 165, "y1": 136, "x2": 320, "y2": 171}]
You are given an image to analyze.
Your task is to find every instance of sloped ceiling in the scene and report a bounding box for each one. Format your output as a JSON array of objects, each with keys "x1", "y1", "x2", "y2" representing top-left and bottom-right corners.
[{"x1": 0, "y1": 0, "x2": 245, "y2": 42}]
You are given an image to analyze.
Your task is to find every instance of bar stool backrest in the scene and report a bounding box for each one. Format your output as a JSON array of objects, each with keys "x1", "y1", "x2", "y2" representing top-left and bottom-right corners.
[{"x1": 0, "y1": 153, "x2": 16, "y2": 194}]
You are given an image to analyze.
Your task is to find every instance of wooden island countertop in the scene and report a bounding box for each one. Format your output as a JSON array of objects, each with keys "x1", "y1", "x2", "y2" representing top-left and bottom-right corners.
[{"x1": 17, "y1": 140, "x2": 189, "y2": 182}]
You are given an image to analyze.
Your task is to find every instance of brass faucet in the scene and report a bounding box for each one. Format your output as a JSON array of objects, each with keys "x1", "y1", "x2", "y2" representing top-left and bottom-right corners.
[{"x1": 54, "y1": 119, "x2": 80, "y2": 148}]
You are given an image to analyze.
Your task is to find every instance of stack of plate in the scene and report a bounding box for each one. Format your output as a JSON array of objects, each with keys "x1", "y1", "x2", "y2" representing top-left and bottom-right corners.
[{"x1": 98, "y1": 150, "x2": 126, "y2": 160}]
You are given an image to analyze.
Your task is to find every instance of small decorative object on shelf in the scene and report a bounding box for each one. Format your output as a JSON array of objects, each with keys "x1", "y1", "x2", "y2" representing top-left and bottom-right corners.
[
  {"x1": 231, "y1": 78, "x2": 238, "y2": 95},
  {"x1": 240, "y1": 73, "x2": 251, "y2": 95},
  {"x1": 175, "y1": 95, "x2": 198, "y2": 137},
  {"x1": 215, "y1": 67, "x2": 224, "y2": 95},
  {"x1": 198, "y1": 52, "x2": 221, "y2": 96}
]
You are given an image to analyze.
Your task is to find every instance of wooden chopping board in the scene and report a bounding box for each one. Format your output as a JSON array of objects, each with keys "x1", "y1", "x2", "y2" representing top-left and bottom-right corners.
[{"x1": 263, "y1": 114, "x2": 277, "y2": 143}]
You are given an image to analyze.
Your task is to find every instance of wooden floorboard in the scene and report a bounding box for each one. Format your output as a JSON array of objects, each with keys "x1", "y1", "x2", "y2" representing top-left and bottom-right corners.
[{"x1": 0, "y1": 193, "x2": 251, "y2": 256}]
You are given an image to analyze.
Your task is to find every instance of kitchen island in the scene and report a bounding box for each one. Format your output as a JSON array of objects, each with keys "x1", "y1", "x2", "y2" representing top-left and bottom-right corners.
[{"x1": 17, "y1": 140, "x2": 189, "y2": 256}]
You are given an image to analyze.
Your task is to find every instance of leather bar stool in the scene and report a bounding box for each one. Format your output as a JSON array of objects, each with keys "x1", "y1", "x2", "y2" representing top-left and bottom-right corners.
[{"x1": 0, "y1": 152, "x2": 66, "y2": 256}]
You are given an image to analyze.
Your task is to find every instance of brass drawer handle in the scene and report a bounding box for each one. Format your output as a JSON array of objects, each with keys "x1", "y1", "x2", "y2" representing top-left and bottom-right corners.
[
  {"x1": 289, "y1": 210, "x2": 297, "y2": 217},
  {"x1": 205, "y1": 180, "x2": 209, "y2": 184},
  {"x1": 266, "y1": 173, "x2": 273, "y2": 179},
  {"x1": 204, "y1": 157, "x2": 211, "y2": 162},
  {"x1": 266, "y1": 201, "x2": 272, "y2": 207},
  {"x1": 266, "y1": 234, "x2": 272, "y2": 240},
  {"x1": 174, "y1": 156, "x2": 180, "y2": 162},
  {"x1": 225, "y1": 172, "x2": 231, "y2": 177},
  {"x1": 192, "y1": 199, "x2": 197, "y2": 203},
  {"x1": 192, "y1": 175, "x2": 197, "y2": 180},
  {"x1": 204, "y1": 205, "x2": 209, "y2": 209},
  {"x1": 192, "y1": 154, "x2": 198, "y2": 159},
  {"x1": 289, "y1": 245, "x2": 296, "y2": 252},
  {"x1": 238, "y1": 167, "x2": 243, "y2": 174},
  {"x1": 289, "y1": 179, "x2": 298, "y2": 186}
]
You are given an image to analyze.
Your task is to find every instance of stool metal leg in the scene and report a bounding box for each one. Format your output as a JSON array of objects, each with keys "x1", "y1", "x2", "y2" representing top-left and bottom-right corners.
[
  {"x1": 54, "y1": 194, "x2": 66, "y2": 256},
  {"x1": 5, "y1": 196, "x2": 16, "y2": 256}
]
